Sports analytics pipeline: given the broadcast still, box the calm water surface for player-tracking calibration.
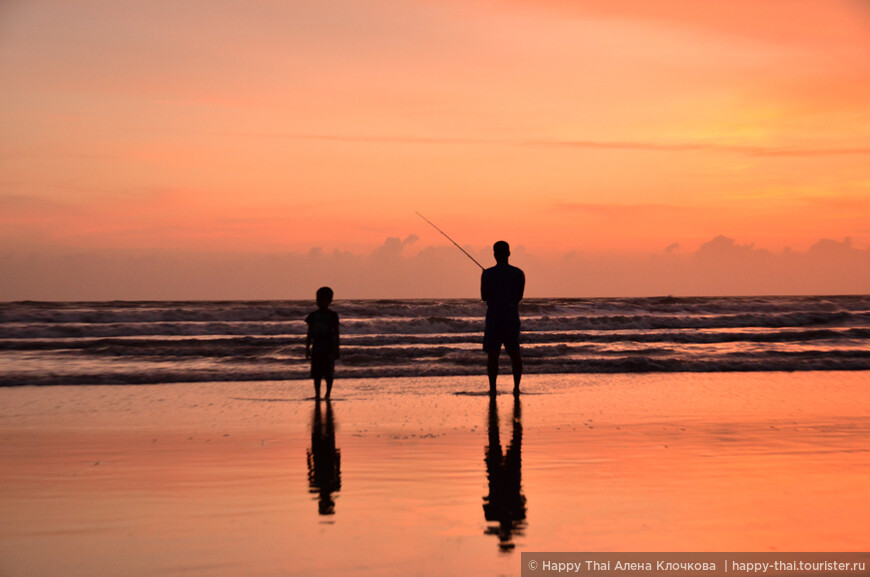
[2,373,869,577]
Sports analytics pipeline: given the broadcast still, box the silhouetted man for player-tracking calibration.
[481,241,524,394]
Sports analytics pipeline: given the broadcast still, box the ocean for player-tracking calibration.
[1,295,870,386]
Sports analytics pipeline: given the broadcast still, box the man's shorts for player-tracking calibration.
[310,351,335,380]
[483,319,521,354]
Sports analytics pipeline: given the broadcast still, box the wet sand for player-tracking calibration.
[1,372,869,576]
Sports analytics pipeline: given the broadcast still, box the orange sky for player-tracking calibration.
[1,0,870,298]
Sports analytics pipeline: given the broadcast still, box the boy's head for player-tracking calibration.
[316,286,334,309]
[493,241,510,264]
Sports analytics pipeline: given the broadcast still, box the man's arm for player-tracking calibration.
[332,313,340,359]
[518,270,525,301]
[305,331,311,359]
[304,314,312,359]
[480,271,488,302]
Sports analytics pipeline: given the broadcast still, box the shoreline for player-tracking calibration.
[3,366,870,388]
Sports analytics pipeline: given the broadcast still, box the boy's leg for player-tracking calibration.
[313,377,322,399]
[324,357,335,399]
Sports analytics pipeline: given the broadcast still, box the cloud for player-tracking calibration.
[0,193,71,213]
[696,235,759,257]
[2,235,868,300]
[528,139,870,158]
[808,237,854,256]
[206,132,870,158]
[551,202,686,218]
[802,195,870,211]
[370,234,419,261]
[215,132,499,146]
[502,0,868,46]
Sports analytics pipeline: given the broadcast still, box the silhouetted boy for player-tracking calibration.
[481,241,524,394]
[305,286,340,399]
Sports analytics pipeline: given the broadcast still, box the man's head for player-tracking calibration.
[316,286,334,309]
[493,241,510,264]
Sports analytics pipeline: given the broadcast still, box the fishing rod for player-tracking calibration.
[415,212,485,271]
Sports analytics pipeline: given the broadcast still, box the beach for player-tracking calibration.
[2,371,868,577]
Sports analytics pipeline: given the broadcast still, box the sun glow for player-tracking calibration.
[1,0,869,298]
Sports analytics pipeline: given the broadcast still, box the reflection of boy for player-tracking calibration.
[305,287,340,399]
[307,401,341,515]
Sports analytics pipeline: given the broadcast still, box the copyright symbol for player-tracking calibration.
[529,560,538,571]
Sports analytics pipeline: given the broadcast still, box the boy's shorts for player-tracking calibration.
[310,351,335,380]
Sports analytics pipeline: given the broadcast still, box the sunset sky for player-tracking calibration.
[2,0,869,299]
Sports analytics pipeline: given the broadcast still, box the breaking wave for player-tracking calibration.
[1,295,869,385]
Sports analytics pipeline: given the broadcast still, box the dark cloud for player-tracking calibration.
[370,235,418,261]
[1,235,868,300]
[697,235,759,257]
[809,237,854,256]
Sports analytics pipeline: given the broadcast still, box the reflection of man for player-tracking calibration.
[483,394,526,551]
[481,241,525,394]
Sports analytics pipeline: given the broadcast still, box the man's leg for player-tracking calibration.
[487,348,500,393]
